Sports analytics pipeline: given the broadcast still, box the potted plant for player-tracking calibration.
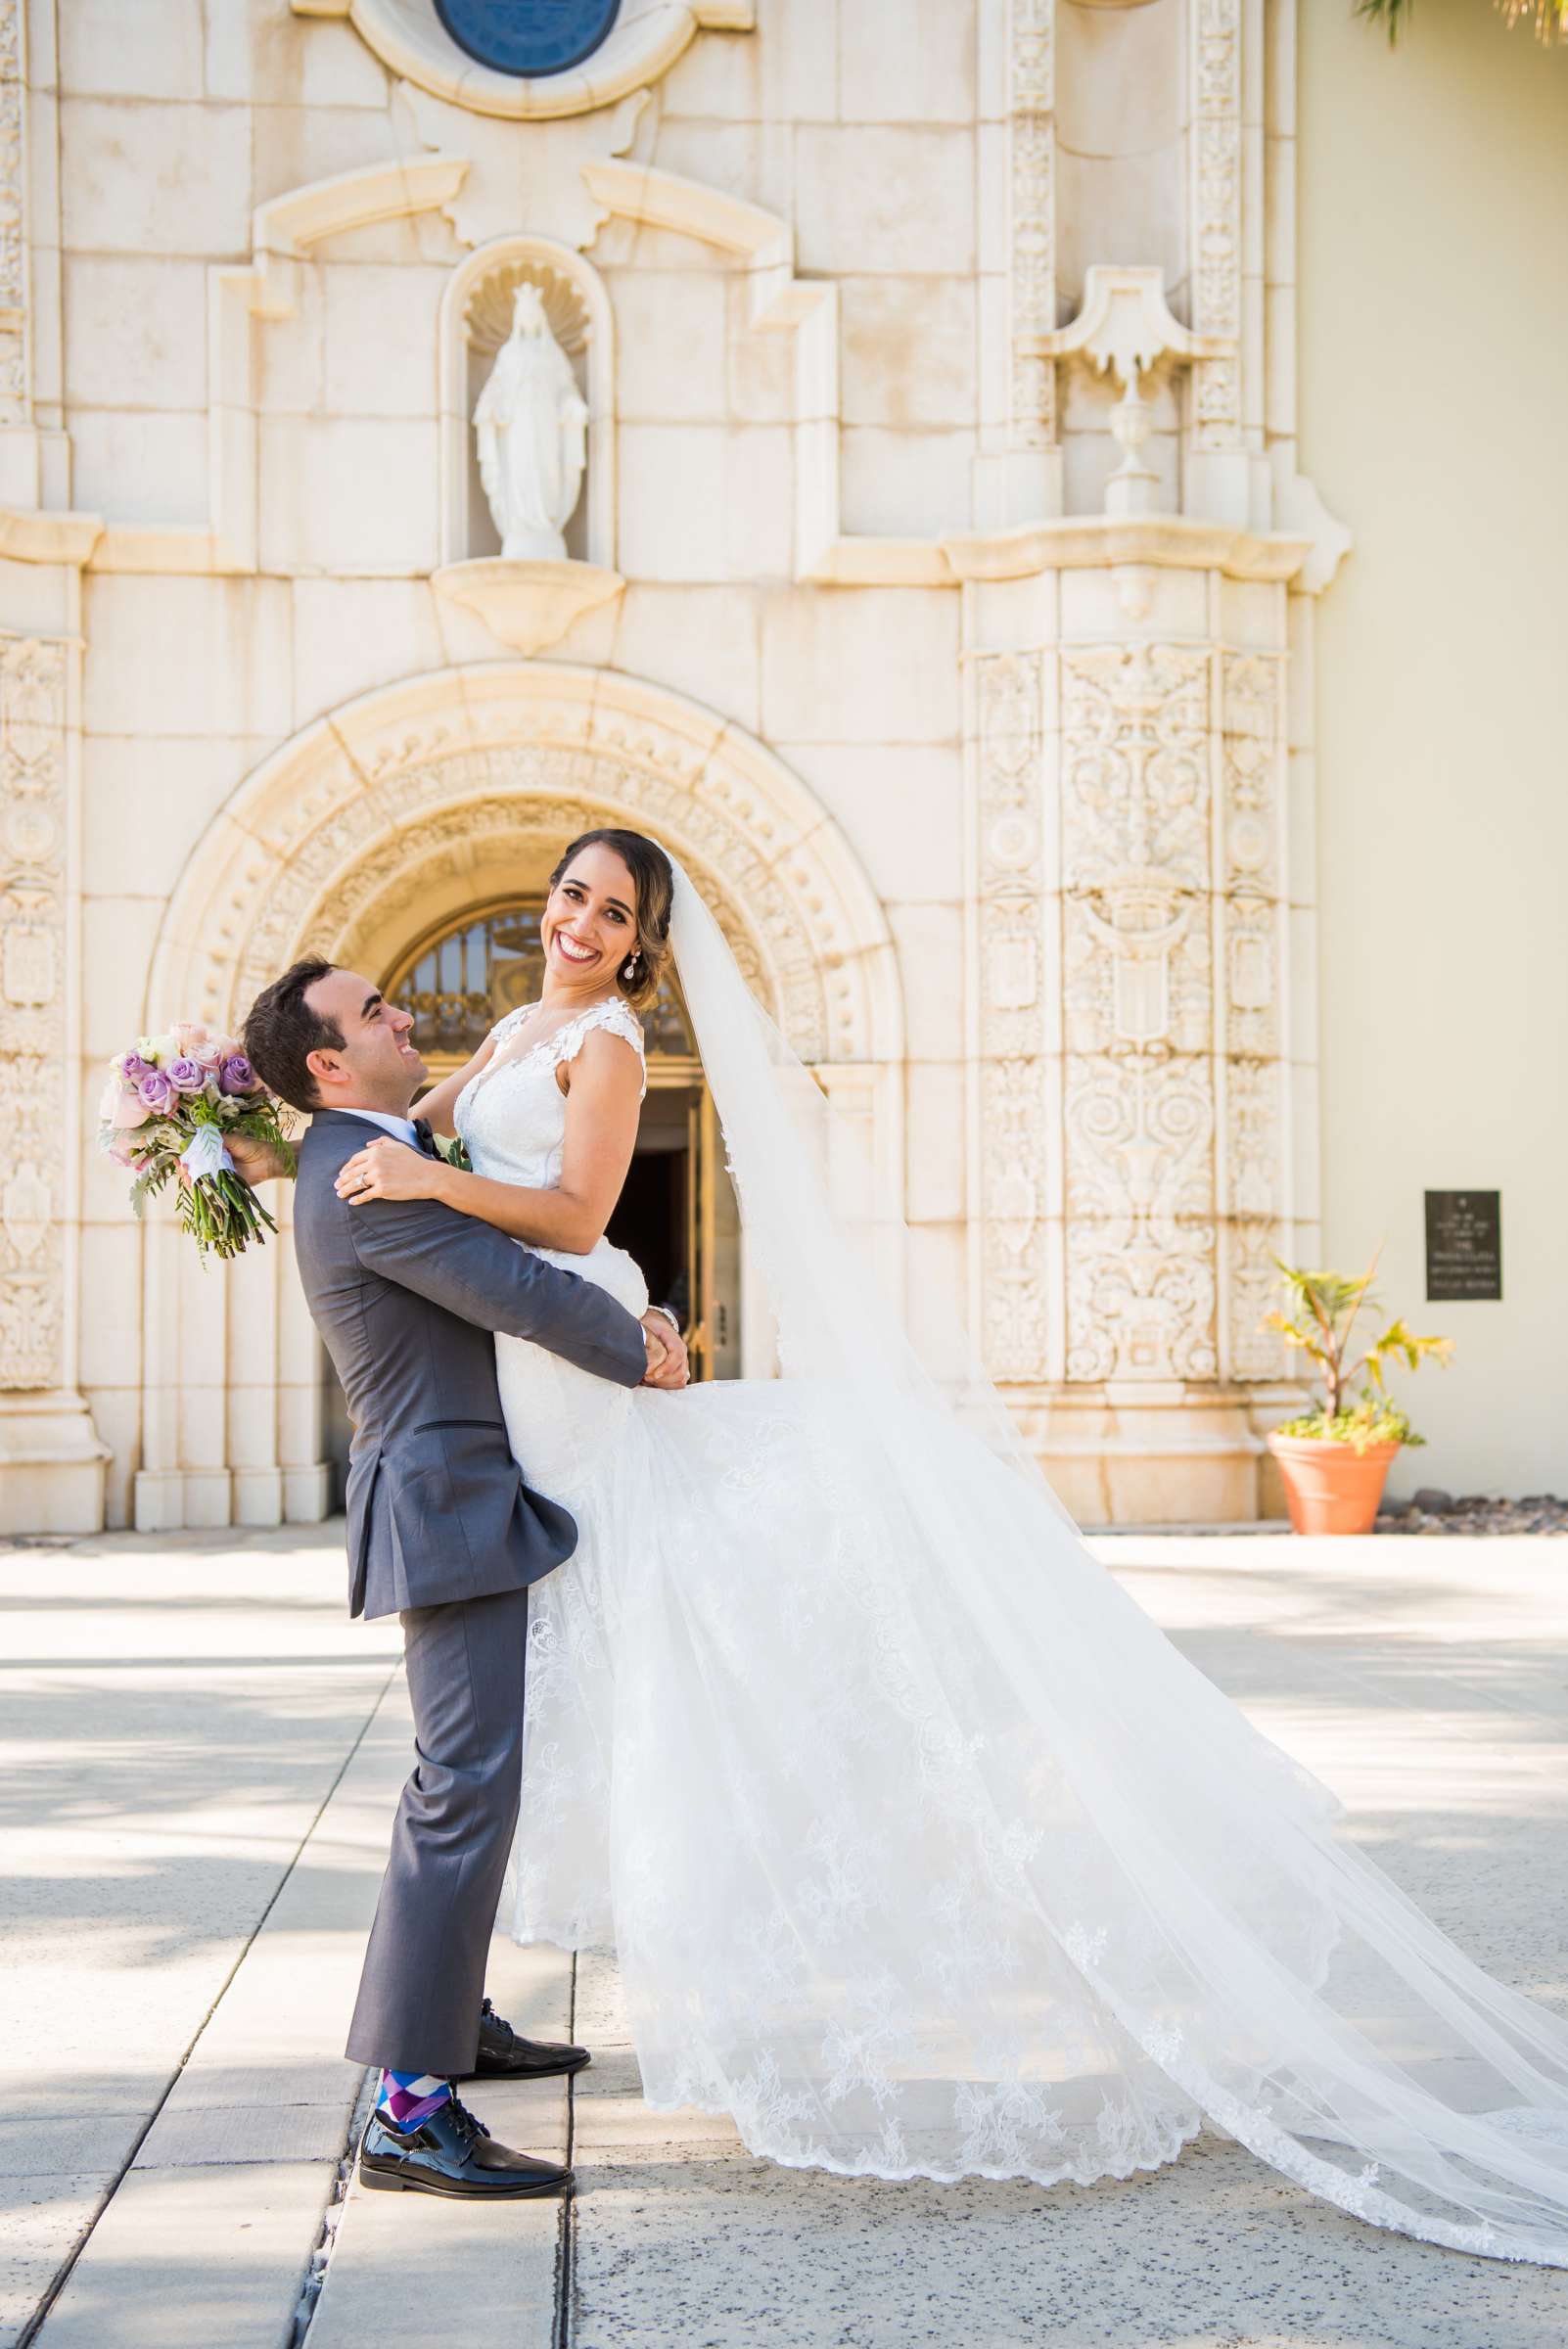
[1262,1257,1453,1535]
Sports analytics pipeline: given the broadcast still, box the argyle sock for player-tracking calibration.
[376,2069,452,2133]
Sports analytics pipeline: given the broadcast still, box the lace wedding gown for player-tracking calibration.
[457,990,1568,2266]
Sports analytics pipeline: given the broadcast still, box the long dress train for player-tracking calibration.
[459,969,1568,2269]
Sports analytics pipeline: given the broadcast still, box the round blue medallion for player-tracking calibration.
[435,0,622,77]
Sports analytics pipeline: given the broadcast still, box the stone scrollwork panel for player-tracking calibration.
[1008,0,1056,451]
[1220,651,1288,1381]
[1063,1062,1217,1385]
[1061,644,1219,1386]
[0,0,24,424]
[1189,0,1241,453]
[0,638,67,1389]
[974,652,1051,1383]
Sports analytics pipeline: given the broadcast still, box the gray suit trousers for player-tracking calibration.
[345,1586,529,2077]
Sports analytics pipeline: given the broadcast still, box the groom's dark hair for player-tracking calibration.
[243,959,342,1112]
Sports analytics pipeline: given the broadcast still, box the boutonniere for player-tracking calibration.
[434,1134,472,1172]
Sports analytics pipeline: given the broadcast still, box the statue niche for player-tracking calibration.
[435,242,623,656]
[476,283,589,562]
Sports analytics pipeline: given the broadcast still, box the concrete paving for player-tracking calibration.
[6,1526,1568,2348]
[1,1529,401,2349]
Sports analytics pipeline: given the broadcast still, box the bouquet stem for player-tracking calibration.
[177,1169,282,1263]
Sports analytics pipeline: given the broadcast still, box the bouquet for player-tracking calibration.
[99,1024,297,1263]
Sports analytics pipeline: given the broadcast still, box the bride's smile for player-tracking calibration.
[538,844,643,1001]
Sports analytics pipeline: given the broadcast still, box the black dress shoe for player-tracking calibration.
[455,1996,592,2083]
[358,2096,570,2200]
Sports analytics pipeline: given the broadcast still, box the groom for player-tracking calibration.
[240,958,686,2202]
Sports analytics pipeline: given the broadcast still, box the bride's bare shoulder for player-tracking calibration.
[556,999,646,1101]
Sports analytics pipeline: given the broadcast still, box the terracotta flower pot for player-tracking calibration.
[1267,1433,1402,1536]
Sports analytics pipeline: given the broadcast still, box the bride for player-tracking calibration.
[332,826,1568,2267]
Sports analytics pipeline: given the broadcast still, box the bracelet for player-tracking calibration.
[648,1304,680,1335]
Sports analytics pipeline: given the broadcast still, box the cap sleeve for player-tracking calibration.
[554,997,647,1101]
[486,1004,533,1051]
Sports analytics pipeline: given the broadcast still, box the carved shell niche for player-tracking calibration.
[464,259,590,361]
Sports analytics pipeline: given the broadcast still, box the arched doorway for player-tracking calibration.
[134,664,901,1533]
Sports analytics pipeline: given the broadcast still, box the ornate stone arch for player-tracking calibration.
[135,663,902,1532]
[153,662,899,1065]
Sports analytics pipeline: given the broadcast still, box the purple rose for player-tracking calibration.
[218,1054,259,1096]
[137,1068,175,1115]
[120,1052,152,1082]
[165,1056,207,1095]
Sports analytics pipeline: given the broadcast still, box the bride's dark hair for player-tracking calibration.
[548,828,673,1010]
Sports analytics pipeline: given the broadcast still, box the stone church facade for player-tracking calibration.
[1,0,1562,1535]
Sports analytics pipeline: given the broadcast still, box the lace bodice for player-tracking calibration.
[454,996,646,1193]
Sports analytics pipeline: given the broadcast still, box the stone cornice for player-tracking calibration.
[0,508,103,567]
[942,517,1315,587]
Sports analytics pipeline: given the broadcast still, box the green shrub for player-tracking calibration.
[1262,1256,1452,1448]
[1273,1401,1423,1453]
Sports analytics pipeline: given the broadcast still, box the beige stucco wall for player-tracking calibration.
[1300,2,1568,1497]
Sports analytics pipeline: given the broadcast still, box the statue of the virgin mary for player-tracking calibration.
[474,284,589,562]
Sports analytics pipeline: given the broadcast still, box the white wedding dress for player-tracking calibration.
[454,879,1568,2268]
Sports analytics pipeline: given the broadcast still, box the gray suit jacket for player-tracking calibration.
[293,1108,648,1621]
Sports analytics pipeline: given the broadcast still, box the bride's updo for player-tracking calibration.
[548,828,673,1010]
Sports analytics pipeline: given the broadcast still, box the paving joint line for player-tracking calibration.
[16,1660,403,2349]
[294,2066,380,2347]
[553,1948,579,2349]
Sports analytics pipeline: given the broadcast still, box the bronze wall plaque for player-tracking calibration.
[1424,1190,1501,1302]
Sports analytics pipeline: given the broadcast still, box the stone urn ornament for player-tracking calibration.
[475,282,590,561]
[1261,1255,1453,1535]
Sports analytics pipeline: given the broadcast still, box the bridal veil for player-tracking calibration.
[654,850,1568,2266]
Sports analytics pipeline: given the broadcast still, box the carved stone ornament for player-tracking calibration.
[152,668,899,1084]
[432,556,624,655]
[1034,267,1230,519]
[1189,0,1243,452]
[974,653,1052,1383]
[0,0,23,425]
[1007,0,1056,452]
[0,638,68,1389]
[1054,640,1289,1391]
[1061,643,1217,1387]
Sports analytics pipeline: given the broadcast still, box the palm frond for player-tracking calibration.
[1359,0,1567,43]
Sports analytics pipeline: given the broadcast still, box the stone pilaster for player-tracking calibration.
[957,564,1306,1526]
[1185,0,1246,523]
[0,631,107,1532]
[969,647,1057,1385]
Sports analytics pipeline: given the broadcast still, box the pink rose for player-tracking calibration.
[191,1038,226,1072]
[111,1088,152,1130]
[100,1072,151,1128]
[170,1022,209,1052]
